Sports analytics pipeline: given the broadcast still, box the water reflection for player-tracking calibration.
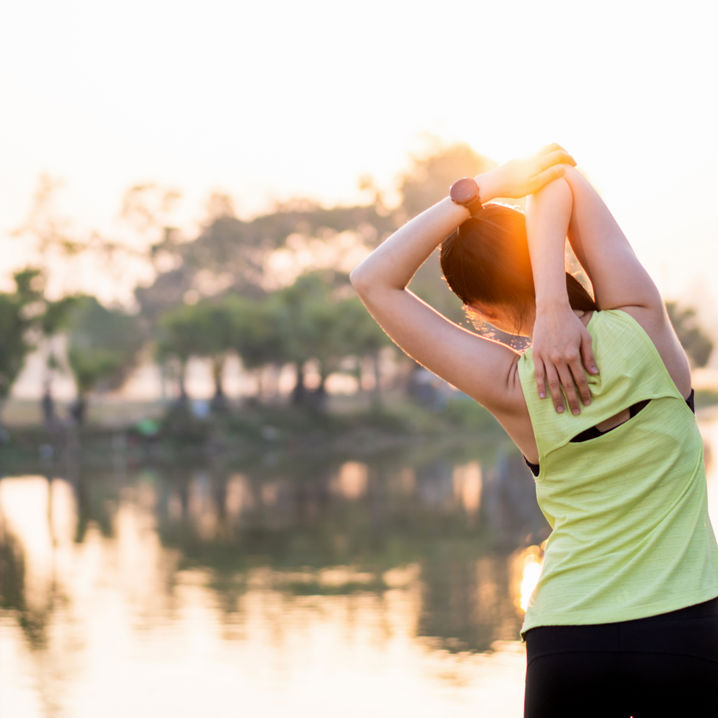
[6,419,716,718]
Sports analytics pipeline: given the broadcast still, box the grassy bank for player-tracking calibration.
[0,394,507,469]
[5,386,718,471]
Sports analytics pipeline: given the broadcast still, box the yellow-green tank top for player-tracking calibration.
[517,309,718,640]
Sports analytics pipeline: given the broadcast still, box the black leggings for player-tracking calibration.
[523,597,718,718]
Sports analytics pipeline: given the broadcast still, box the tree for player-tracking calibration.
[178,299,237,410]
[272,270,350,407]
[338,296,394,407]
[155,303,203,406]
[65,297,143,424]
[666,301,714,368]
[0,271,42,420]
[38,292,83,425]
[225,294,285,400]
[134,200,396,319]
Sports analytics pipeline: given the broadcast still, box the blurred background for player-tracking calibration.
[2,1,718,715]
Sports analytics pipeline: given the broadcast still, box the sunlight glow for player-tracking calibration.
[3,0,718,309]
[515,545,545,613]
[331,461,369,499]
[453,461,483,514]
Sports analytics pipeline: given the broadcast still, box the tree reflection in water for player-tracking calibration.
[2,443,548,650]
[0,440,552,716]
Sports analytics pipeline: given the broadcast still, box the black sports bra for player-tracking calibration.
[524,389,695,477]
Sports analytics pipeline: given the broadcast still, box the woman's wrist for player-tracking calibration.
[535,295,572,313]
[351,196,471,293]
[473,169,500,204]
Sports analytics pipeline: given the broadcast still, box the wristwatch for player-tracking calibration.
[449,177,483,216]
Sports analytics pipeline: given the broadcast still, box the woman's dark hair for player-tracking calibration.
[440,203,597,333]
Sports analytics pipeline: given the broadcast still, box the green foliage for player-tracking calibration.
[157,297,245,401]
[0,292,32,403]
[155,294,281,373]
[41,295,82,337]
[11,141,647,423]
[140,141,502,406]
[156,303,203,364]
[11,268,45,304]
[272,271,345,370]
[66,297,142,397]
[185,300,236,361]
[338,294,392,356]
[225,294,285,370]
[0,268,60,408]
[270,270,394,391]
[153,271,395,407]
[666,301,714,368]
[8,267,85,383]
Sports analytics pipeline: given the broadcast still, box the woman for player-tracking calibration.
[350,144,718,717]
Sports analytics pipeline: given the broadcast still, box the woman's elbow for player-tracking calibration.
[350,265,381,302]
[533,174,572,203]
[350,265,396,306]
[349,265,369,294]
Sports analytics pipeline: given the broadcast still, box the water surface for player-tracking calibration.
[3,419,718,717]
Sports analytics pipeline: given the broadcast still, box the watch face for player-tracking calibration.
[450,177,478,204]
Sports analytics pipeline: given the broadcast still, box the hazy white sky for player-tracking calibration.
[2,0,717,307]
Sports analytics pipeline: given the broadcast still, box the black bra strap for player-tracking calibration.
[523,389,696,477]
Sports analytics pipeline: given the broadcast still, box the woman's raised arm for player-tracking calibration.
[526,177,598,415]
[529,164,691,400]
[561,166,664,313]
[349,145,574,412]
[562,165,692,396]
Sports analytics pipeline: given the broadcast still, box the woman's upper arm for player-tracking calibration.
[561,167,691,393]
[561,166,664,315]
[351,283,523,412]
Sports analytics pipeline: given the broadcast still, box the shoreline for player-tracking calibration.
[0,396,508,470]
[4,389,718,471]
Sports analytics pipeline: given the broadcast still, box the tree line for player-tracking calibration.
[0,143,713,426]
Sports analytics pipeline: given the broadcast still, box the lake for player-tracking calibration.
[3,415,718,717]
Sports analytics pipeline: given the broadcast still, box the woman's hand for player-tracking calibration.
[481,143,576,199]
[532,306,598,415]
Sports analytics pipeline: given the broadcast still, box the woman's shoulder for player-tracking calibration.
[517,307,690,398]
[592,306,692,400]
[586,307,640,331]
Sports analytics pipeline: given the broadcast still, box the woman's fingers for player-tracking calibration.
[566,330,595,407]
[535,357,547,399]
[541,352,590,414]
[528,164,569,194]
[567,355,592,407]
[537,143,573,161]
[557,364,582,415]
[544,364,565,413]
[581,331,599,376]
[493,145,574,198]
[536,149,576,173]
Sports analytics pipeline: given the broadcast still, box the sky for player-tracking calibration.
[2,0,718,311]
